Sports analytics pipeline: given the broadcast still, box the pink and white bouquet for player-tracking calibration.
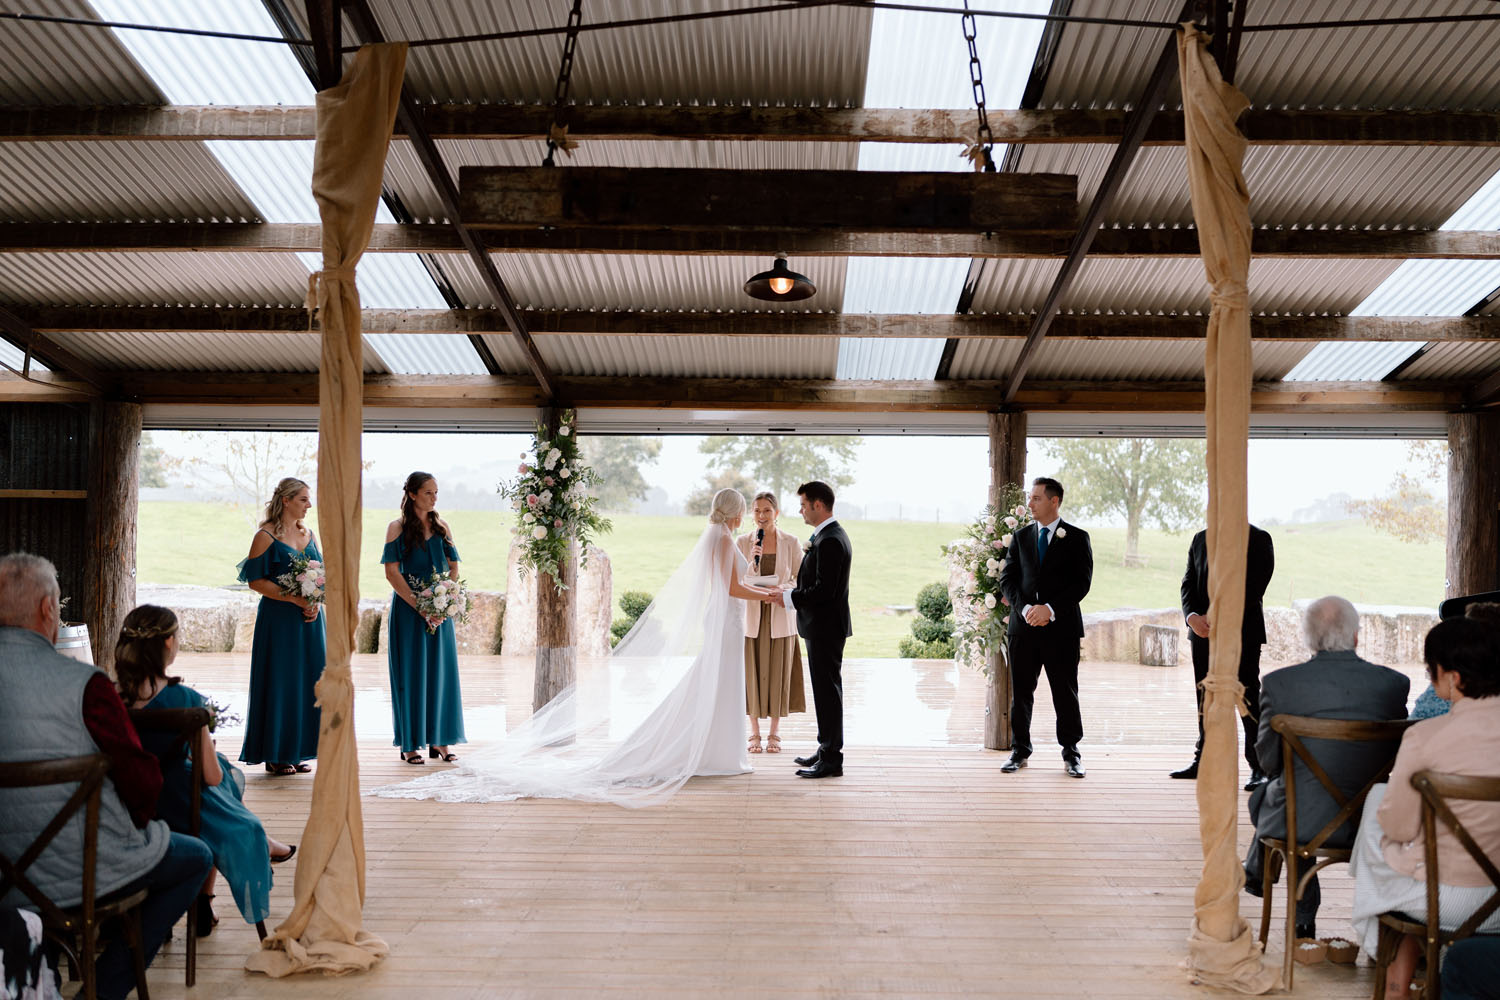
[276,553,325,606]
[408,571,473,635]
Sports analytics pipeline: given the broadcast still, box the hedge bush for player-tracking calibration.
[611,590,654,647]
[916,581,952,621]
[898,581,955,658]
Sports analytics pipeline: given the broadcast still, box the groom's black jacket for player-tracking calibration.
[997,520,1093,640]
[791,521,853,641]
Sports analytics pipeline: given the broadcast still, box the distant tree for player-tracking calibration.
[137,431,171,488]
[1346,440,1447,543]
[697,435,862,503]
[1049,438,1207,561]
[179,431,318,525]
[683,468,759,516]
[578,435,663,512]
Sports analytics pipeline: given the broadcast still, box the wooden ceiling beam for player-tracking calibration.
[4,105,1497,147]
[0,306,109,391]
[5,222,1498,260]
[3,371,1462,414]
[15,306,1500,343]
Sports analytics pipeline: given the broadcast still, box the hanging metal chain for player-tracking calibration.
[542,0,585,167]
[961,0,997,173]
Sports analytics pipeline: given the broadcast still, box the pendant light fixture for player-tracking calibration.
[744,255,816,302]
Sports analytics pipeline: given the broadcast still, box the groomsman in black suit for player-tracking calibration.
[781,480,853,779]
[997,477,1094,778]
[1172,524,1275,789]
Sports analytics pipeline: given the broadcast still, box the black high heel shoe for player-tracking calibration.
[400,751,424,765]
[428,746,459,763]
[195,894,218,938]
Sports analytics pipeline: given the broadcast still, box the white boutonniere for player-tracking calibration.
[1055,527,1067,539]
[802,540,813,553]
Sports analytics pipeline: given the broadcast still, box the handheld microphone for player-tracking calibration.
[754,527,765,573]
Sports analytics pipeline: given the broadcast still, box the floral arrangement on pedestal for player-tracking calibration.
[942,482,1034,675]
[498,409,611,591]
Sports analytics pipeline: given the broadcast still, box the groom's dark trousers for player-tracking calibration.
[791,520,853,767]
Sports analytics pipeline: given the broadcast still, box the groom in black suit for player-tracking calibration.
[780,480,852,779]
[997,477,1094,778]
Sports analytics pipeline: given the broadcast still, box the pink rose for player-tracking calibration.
[991,539,1005,550]
[553,518,563,528]
[544,476,555,487]
[421,588,433,597]
[526,494,539,506]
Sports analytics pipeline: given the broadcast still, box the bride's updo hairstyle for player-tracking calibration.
[707,488,746,525]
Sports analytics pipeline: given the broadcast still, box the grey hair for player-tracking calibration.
[1303,596,1360,652]
[707,488,746,525]
[0,552,61,627]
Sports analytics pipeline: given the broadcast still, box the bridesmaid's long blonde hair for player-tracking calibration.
[262,477,309,537]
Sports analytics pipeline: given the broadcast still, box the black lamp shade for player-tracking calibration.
[744,257,816,302]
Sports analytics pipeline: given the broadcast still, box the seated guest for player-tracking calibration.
[1443,938,1500,1000]
[1242,595,1410,939]
[1408,602,1500,720]
[1350,617,1500,999]
[0,553,212,1000]
[114,605,295,938]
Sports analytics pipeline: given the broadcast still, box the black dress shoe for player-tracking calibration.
[793,753,821,767]
[999,754,1028,773]
[1170,761,1200,779]
[1244,769,1267,791]
[1064,758,1086,778]
[1295,921,1315,940]
[796,762,842,779]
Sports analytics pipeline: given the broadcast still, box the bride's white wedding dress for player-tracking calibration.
[371,522,751,808]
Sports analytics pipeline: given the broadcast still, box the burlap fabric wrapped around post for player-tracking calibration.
[246,42,405,978]
[1176,23,1279,994]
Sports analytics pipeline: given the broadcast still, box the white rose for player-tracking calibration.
[1056,527,1067,538]
[1004,515,1018,528]
[433,595,449,610]
[559,426,571,437]
[559,468,571,479]
[1001,533,1013,547]
[987,565,1000,578]
[984,593,997,609]
[532,525,547,540]
[523,512,535,523]
[1014,505,1026,517]
[985,558,999,571]
[999,558,1008,570]
[983,517,996,531]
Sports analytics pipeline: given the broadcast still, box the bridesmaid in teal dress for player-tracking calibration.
[237,477,326,774]
[114,605,295,936]
[382,472,467,765]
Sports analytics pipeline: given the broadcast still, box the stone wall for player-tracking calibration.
[500,539,613,658]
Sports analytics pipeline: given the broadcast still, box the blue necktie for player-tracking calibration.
[1037,525,1049,560]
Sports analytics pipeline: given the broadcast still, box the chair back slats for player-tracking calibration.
[1271,715,1412,856]
[0,754,109,927]
[1413,769,1500,939]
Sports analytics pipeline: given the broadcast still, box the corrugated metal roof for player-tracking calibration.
[363,333,489,375]
[351,0,873,106]
[450,253,848,312]
[0,141,259,223]
[836,338,947,380]
[0,0,163,105]
[1393,341,1500,381]
[1353,260,1500,316]
[1283,340,1429,381]
[48,329,345,372]
[947,337,1313,381]
[531,333,837,378]
[0,252,309,306]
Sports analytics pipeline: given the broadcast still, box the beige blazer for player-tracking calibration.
[736,527,802,639]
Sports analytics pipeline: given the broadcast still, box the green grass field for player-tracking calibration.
[138,503,1444,659]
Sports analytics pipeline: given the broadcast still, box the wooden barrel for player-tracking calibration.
[55,622,94,665]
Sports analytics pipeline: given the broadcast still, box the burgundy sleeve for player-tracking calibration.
[80,673,163,828]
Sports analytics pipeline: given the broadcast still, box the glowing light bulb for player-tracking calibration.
[768,276,794,295]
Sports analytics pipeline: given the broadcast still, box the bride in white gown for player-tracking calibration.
[371,489,776,808]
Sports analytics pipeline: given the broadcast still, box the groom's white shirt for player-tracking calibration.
[781,517,838,610]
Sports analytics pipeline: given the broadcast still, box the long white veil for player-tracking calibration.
[371,522,747,808]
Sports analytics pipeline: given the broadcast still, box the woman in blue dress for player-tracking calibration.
[382,471,467,765]
[238,476,326,775]
[115,605,295,937]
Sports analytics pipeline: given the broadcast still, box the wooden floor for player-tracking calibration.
[96,651,1426,999]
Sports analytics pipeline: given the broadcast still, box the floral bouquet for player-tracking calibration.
[276,553,325,606]
[941,483,1034,674]
[408,571,473,635]
[497,408,612,592]
[202,696,242,733]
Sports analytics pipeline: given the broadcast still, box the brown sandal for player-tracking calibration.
[766,734,782,754]
[747,735,763,754]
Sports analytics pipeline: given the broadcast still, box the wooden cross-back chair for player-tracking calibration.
[0,753,151,1000]
[1373,769,1500,1000]
[1256,714,1413,990]
[128,704,269,988]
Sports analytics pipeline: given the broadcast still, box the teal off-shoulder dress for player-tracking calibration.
[381,534,467,755]
[141,683,273,924]
[237,531,326,766]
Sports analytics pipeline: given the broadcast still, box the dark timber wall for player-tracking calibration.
[1,403,92,617]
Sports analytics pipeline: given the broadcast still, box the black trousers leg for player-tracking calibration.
[805,634,845,766]
[1042,636,1083,756]
[1192,634,1263,770]
[1007,635,1043,758]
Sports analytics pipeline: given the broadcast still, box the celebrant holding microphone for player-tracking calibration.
[736,492,806,754]
[237,477,325,776]
[382,472,467,766]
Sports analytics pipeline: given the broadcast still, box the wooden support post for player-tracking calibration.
[533,407,577,713]
[1446,411,1500,598]
[985,411,1027,751]
[83,401,141,673]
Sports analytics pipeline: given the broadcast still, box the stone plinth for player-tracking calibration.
[1139,624,1179,666]
[137,583,259,652]
[501,540,613,659]
[1082,608,1191,668]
